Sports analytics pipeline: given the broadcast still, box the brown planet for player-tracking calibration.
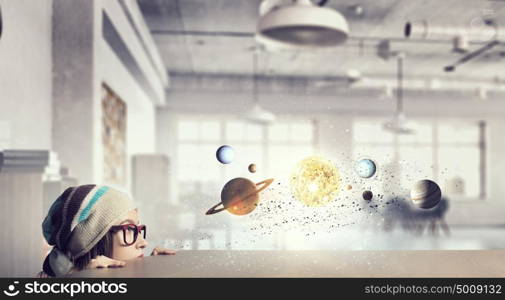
[206,177,274,216]
[248,163,257,173]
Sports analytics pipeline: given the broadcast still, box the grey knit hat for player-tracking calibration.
[42,184,136,276]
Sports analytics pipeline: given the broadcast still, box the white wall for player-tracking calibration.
[0,0,53,150]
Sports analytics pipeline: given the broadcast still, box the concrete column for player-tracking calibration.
[0,150,60,277]
[52,0,97,183]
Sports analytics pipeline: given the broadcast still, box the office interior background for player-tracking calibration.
[1,0,505,277]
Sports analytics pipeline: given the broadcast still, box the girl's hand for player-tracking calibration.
[87,255,126,268]
[151,246,176,256]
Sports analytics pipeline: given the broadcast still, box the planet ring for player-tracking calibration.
[205,178,274,215]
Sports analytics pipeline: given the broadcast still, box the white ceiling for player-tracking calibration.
[137,0,505,94]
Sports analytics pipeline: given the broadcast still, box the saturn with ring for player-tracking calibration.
[206,177,274,216]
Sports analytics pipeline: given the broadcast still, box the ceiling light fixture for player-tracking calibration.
[256,0,349,48]
[246,103,276,124]
[383,53,415,135]
[245,51,276,125]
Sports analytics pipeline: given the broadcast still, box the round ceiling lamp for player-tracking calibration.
[256,0,349,48]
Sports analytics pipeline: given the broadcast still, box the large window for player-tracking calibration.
[268,121,315,178]
[176,117,316,186]
[173,116,316,249]
[353,119,485,199]
[177,119,222,183]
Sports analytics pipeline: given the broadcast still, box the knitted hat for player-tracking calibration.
[42,184,136,276]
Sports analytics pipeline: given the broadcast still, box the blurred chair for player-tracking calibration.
[383,197,450,237]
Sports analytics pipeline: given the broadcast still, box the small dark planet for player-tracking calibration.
[206,177,274,216]
[362,190,373,201]
[248,163,257,173]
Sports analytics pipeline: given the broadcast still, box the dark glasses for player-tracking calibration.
[110,224,146,246]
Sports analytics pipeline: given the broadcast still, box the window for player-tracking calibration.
[174,116,316,250]
[437,123,482,198]
[223,120,265,179]
[176,120,221,183]
[176,117,316,186]
[352,119,484,199]
[268,121,315,180]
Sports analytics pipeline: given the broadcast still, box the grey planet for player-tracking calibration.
[410,179,441,209]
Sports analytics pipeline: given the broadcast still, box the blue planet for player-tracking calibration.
[355,158,377,178]
[216,145,235,164]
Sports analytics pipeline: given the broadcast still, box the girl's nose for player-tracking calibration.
[136,234,148,249]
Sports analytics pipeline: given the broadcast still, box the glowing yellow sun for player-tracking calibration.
[290,156,341,207]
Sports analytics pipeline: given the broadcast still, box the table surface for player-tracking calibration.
[71,250,505,278]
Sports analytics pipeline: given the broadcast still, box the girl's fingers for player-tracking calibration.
[89,256,126,268]
[151,247,176,256]
[107,260,126,268]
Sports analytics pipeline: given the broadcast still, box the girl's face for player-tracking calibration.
[111,209,148,261]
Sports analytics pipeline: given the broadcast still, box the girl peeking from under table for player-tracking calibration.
[38,184,176,277]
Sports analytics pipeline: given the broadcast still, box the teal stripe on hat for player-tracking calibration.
[78,186,110,223]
